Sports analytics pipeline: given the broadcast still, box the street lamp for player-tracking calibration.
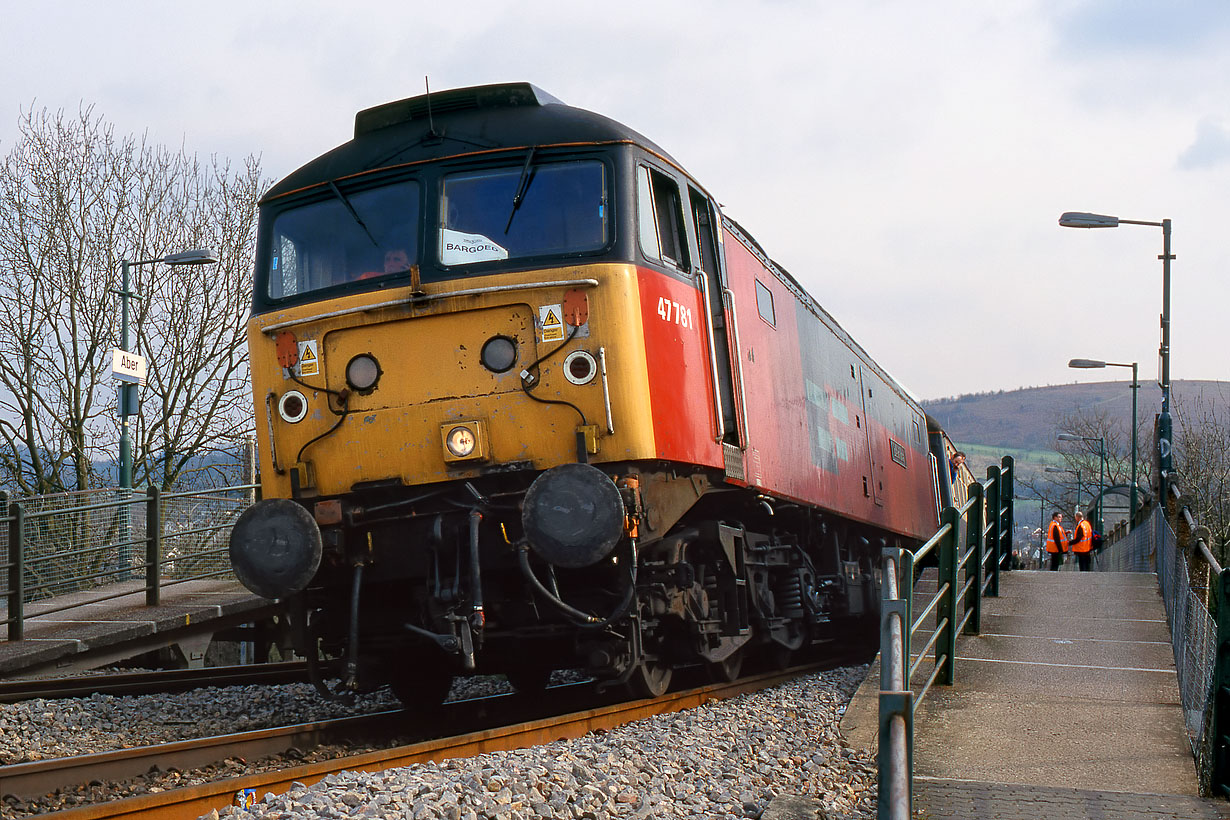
[1069,358,1139,524]
[113,248,216,581]
[1058,433,1105,534]
[1058,212,1173,506]
[114,249,217,491]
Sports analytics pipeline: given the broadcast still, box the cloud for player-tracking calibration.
[1177,117,1230,169]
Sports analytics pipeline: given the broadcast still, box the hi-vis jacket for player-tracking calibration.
[1070,518,1093,553]
[1047,520,1068,554]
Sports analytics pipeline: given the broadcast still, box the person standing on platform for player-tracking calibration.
[1069,510,1094,572]
[1046,512,1068,571]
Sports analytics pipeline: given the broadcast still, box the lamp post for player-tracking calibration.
[1069,358,1139,524]
[115,249,217,491]
[113,249,216,579]
[1058,212,1173,505]
[1058,433,1105,534]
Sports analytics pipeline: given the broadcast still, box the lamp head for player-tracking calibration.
[163,248,217,266]
[1057,434,1083,442]
[1068,358,1106,369]
[1059,212,1119,228]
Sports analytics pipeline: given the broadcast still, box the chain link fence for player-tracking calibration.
[1097,506,1217,794]
[1,483,257,636]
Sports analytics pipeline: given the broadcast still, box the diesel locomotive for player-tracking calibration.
[229,82,957,702]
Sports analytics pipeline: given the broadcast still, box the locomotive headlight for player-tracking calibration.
[441,420,487,462]
[346,353,381,392]
[480,335,518,373]
[446,426,476,457]
[277,390,309,423]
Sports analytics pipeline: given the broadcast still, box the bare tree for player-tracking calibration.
[1049,404,1152,528]
[1171,386,1230,558]
[0,105,263,494]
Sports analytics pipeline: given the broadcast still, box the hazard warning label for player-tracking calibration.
[539,304,564,342]
[297,340,319,377]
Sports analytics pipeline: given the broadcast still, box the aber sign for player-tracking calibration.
[111,348,147,386]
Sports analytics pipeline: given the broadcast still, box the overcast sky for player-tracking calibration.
[2,0,1228,402]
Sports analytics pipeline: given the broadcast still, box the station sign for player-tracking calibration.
[111,348,147,386]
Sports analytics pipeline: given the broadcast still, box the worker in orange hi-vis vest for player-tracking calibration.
[1046,511,1068,572]
[1069,510,1094,572]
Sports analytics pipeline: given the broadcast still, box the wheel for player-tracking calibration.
[505,664,552,693]
[706,649,744,683]
[628,660,673,698]
[389,662,453,707]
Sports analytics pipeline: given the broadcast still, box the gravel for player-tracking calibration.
[0,666,876,819]
[207,666,876,820]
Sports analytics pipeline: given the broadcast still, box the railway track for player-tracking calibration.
[0,662,312,704]
[27,664,827,820]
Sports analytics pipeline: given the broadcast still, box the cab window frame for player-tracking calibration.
[636,164,691,274]
[436,155,612,271]
[261,173,424,303]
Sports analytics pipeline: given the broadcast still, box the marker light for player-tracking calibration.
[278,390,309,423]
[346,354,381,391]
[481,336,518,373]
[563,350,597,385]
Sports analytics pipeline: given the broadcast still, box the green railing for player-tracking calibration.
[0,483,258,640]
[877,456,1014,820]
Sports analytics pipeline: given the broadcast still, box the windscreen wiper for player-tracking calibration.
[504,147,536,234]
[329,181,379,248]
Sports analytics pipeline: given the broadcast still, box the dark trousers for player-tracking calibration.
[1049,552,1064,571]
[1076,551,1091,572]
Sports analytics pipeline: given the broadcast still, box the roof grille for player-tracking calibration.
[355,82,563,137]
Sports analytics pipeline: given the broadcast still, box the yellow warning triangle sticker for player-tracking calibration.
[543,308,561,326]
[301,346,318,363]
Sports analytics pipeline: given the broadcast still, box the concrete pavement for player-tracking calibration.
[838,569,1230,819]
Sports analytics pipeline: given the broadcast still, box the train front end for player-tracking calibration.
[229,85,683,700]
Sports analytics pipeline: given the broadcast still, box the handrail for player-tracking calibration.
[877,455,1014,820]
[0,483,257,639]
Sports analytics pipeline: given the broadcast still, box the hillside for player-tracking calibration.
[921,379,1230,453]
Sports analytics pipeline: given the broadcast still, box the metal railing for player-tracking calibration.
[0,483,257,640]
[877,456,1014,819]
[1107,483,1227,798]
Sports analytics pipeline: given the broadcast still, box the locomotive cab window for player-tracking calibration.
[637,166,690,271]
[755,279,776,327]
[689,187,720,276]
[439,159,608,267]
[267,180,420,300]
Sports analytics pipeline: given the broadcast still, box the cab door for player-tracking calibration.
[689,187,741,450]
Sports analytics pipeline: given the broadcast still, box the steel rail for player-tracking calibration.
[0,662,312,704]
[36,666,823,820]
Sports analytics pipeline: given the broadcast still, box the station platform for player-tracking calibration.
[0,580,279,678]
[842,569,1230,819]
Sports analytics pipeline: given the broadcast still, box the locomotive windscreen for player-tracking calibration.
[267,180,421,299]
[440,159,607,265]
